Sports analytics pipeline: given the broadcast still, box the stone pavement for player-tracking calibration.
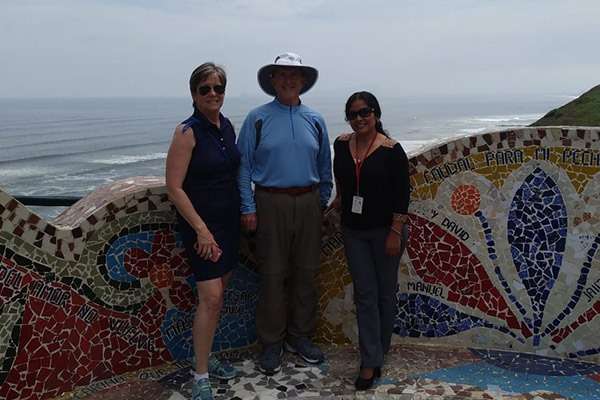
[52,343,600,400]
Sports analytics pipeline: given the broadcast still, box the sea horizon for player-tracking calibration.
[0,94,575,218]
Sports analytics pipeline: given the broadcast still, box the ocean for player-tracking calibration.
[0,95,567,218]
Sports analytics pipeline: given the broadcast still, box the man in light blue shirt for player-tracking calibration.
[237,52,332,375]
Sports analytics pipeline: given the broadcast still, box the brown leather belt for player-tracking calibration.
[255,184,318,196]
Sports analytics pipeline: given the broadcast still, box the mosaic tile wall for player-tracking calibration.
[395,127,600,362]
[1,127,600,399]
[317,128,600,358]
[0,178,258,400]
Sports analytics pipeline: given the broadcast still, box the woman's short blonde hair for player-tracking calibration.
[189,63,227,95]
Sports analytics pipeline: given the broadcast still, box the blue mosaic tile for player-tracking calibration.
[475,210,530,324]
[543,237,599,337]
[470,349,600,376]
[213,265,259,351]
[570,348,600,358]
[394,293,523,342]
[160,308,194,360]
[508,167,567,344]
[106,232,153,283]
[420,361,600,400]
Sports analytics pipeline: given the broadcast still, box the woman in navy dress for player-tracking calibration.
[166,63,240,400]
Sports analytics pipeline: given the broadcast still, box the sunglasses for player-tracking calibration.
[197,84,226,96]
[347,107,374,120]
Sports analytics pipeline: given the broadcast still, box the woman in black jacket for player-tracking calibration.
[332,91,410,391]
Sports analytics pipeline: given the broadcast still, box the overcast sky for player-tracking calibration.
[1,0,599,99]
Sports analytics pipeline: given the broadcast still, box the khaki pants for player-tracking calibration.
[255,189,322,346]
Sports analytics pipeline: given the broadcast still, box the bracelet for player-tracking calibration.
[390,226,403,236]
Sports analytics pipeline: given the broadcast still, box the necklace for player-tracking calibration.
[352,133,378,163]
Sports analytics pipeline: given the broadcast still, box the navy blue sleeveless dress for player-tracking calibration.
[178,110,241,281]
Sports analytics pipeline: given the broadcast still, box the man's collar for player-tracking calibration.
[273,97,302,108]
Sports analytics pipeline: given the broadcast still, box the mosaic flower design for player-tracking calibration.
[507,168,568,345]
[117,230,192,311]
[397,164,600,366]
[106,229,259,357]
[404,212,531,338]
[395,293,525,342]
[451,184,480,215]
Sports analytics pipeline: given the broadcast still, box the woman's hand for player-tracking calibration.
[385,229,403,256]
[194,227,220,261]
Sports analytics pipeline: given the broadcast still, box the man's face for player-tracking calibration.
[270,67,305,101]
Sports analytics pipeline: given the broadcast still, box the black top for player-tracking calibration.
[176,109,241,280]
[181,109,241,196]
[333,134,410,230]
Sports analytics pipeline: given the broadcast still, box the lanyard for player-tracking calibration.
[353,133,377,195]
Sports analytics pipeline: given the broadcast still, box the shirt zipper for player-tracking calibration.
[289,105,295,141]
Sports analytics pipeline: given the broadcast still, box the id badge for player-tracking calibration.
[351,195,364,214]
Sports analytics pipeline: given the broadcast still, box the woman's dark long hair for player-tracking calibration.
[344,91,388,136]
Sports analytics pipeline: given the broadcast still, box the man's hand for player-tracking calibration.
[241,213,257,232]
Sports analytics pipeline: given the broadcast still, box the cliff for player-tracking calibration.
[532,84,600,126]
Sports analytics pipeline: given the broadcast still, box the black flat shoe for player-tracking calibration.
[354,374,375,391]
[355,367,377,391]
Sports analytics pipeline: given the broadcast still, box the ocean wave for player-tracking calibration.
[0,166,58,179]
[0,132,127,150]
[3,168,149,197]
[466,114,542,123]
[0,140,168,165]
[459,128,488,134]
[0,115,173,134]
[92,152,167,165]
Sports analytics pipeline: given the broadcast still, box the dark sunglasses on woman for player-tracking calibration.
[197,85,226,96]
[347,107,374,120]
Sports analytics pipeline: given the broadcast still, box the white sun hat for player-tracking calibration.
[257,52,319,97]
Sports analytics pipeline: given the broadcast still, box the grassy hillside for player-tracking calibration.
[531,85,600,126]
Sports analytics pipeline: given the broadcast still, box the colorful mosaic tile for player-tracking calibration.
[398,127,600,364]
[50,343,587,399]
[2,128,600,399]
[0,178,258,399]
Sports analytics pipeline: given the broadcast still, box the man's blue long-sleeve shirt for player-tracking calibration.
[237,99,333,214]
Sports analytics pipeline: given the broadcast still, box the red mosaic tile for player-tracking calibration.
[408,213,530,336]
[552,299,600,343]
[451,185,481,215]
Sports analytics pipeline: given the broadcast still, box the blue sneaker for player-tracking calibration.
[284,336,324,364]
[192,377,213,400]
[208,354,237,380]
[257,343,283,375]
